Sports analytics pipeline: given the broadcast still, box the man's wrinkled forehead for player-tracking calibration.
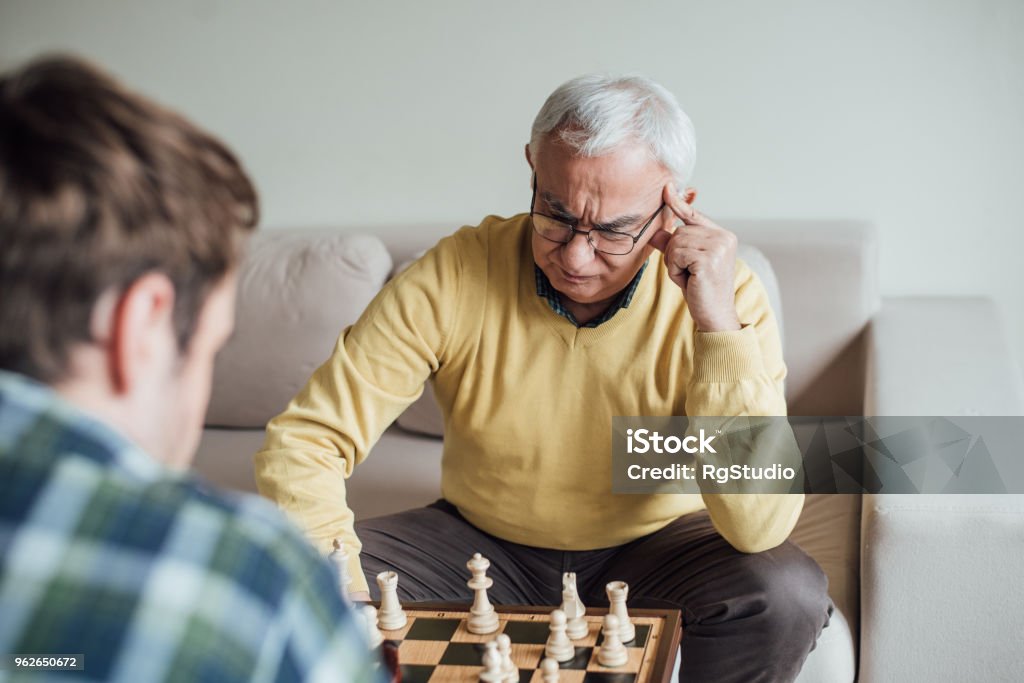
[539,187,646,232]
[534,135,668,198]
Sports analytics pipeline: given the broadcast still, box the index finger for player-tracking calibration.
[663,183,716,228]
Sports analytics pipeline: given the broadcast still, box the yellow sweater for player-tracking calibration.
[255,214,801,593]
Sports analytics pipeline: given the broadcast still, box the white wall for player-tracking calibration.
[2,0,1022,377]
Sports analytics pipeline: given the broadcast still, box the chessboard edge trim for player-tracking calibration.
[648,608,682,683]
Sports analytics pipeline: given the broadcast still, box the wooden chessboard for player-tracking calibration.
[379,603,682,683]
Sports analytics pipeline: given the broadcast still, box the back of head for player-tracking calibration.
[0,55,258,382]
[0,58,384,683]
[529,74,697,187]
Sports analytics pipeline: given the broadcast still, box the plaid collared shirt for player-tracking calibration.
[534,262,648,328]
[0,370,383,683]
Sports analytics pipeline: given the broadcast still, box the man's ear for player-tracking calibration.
[108,272,176,394]
[525,143,534,171]
[682,187,698,204]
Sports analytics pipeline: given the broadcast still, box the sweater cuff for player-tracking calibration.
[348,554,369,595]
[692,325,766,382]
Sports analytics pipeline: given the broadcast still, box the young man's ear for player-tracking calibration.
[108,272,176,393]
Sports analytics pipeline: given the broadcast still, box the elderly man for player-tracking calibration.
[0,56,382,682]
[256,74,832,681]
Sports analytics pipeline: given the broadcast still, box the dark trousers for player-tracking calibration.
[357,500,833,683]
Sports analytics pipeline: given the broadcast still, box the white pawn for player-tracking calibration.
[540,658,560,683]
[376,571,407,630]
[467,553,499,634]
[597,614,628,668]
[544,609,575,662]
[360,604,384,649]
[560,574,587,641]
[479,641,504,683]
[605,581,635,643]
[328,539,353,607]
[496,633,518,683]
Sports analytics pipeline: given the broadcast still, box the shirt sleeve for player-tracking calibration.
[254,234,462,593]
[684,258,804,553]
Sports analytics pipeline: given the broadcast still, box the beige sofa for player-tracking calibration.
[194,220,1024,682]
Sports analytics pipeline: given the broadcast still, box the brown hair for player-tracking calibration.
[0,55,258,382]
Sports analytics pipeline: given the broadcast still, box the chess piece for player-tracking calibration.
[479,641,504,683]
[544,609,575,662]
[328,539,353,607]
[376,571,408,630]
[597,614,628,668]
[562,573,585,615]
[467,553,499,634]
[605,581,635,643]
[360,604,384,648]
[540,657,560,683]
[496,633,518,683]
[561,573,587,641]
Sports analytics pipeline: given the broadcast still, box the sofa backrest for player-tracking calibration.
[728,221,879,415]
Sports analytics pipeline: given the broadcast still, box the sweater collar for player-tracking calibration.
[533,262,648,328]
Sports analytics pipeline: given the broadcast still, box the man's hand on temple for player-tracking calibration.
[648,184,741,333]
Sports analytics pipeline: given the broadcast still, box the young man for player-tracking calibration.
[0,56,381,682]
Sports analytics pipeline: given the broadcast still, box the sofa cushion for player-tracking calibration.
[205,229,392,428]
[393,244,784,437]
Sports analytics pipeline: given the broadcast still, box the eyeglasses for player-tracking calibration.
[529,175,665,256]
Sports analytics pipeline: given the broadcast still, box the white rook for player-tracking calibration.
[376,571,408,630]
[605,580,635,643]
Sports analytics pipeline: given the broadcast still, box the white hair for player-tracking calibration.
[529,74,697,186]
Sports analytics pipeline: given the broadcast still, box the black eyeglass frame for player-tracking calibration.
[529,175,666,256]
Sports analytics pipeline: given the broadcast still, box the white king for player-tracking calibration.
[328,539,353,607]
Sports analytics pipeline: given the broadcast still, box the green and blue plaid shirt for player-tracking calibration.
[534,262,648,328]
[0,370,383,683]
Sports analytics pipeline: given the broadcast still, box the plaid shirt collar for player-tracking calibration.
[0,369,164,483]
[534,261,648,328]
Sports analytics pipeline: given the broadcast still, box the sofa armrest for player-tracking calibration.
[859,297,1024,681]
[864,296,1024,416]
[860,494,1024,681]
